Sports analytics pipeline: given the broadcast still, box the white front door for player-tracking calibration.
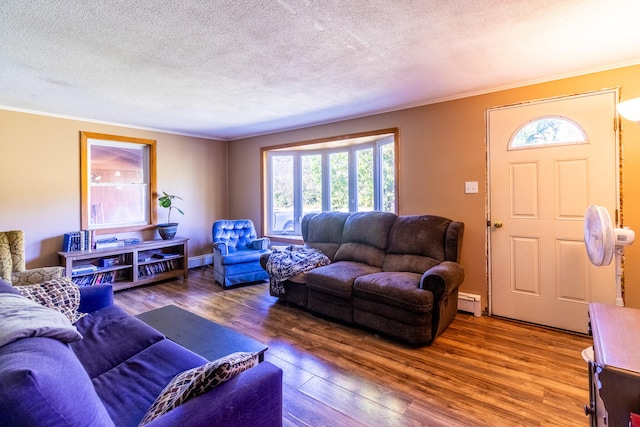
[488,90,618,333]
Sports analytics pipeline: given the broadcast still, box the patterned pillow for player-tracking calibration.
[17,277,85,323]
[139,352,259,426]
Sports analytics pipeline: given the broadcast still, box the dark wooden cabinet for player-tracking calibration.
[588,303,640,427]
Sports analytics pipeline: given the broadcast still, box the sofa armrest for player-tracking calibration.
[420,261,465,300]
[259,252,271,270]
[144,362,283,427]
[12,266,65,285]
[213,242,229,256]
[251,237,271,251]
[78,284,114,313]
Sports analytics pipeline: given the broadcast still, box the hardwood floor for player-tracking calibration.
[115,267,593,427]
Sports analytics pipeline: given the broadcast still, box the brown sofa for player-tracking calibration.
[263,211,465,345]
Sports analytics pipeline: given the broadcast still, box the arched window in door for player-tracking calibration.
[509,116,586,150]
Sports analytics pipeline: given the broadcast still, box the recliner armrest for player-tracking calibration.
[420,261,465,300]
[251,238,270,251]
[213,241,229,255]
[78,284,114,313]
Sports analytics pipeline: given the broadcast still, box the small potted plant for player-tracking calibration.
[157,191,184,240]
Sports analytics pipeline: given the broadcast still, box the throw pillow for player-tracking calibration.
[139,352,259,426]
[0,293,83,347]
[17,277,86,323]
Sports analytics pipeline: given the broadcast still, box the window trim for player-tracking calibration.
[80,131,157,234]
[260,128,398,241]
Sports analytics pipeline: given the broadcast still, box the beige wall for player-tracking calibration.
[4,64,640,312]
[0,110,227,268]
[229,64,640,311]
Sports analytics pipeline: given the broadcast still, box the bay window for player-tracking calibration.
[263,129,397,237]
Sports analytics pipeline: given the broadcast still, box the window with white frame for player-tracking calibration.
[264,129,397,237]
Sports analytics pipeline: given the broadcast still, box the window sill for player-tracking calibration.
[266,235,303,246]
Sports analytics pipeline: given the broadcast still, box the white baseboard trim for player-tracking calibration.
[188,253,213,269]
[458,292,482,317]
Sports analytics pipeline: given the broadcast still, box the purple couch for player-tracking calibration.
[0,281,282,427]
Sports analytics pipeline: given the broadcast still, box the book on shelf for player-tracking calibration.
[151,253,180,259]
[138,259,179,277]
[62,230,94,252]
[97,257,121,267]
[71,269,128,286]
[94,239,125,249]
[71,264,98,275]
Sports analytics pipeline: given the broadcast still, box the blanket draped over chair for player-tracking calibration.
[266,245,330,296]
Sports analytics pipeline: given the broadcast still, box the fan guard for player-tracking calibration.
[584,205,635,306]
[584,205,615,266]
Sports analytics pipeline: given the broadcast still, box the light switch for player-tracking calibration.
[465,181,478,194]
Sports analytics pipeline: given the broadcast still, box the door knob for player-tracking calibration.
[494,221,503,228]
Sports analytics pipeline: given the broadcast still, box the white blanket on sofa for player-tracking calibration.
[0,293,82,347]
[266,245,330,295]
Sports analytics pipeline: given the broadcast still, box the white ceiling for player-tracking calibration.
[2,1,640,141]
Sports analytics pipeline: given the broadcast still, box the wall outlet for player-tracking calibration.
[465,181,479,194]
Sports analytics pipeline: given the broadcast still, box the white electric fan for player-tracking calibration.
[584,205,635,306]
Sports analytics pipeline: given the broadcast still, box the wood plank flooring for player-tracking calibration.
[115,267,593,427]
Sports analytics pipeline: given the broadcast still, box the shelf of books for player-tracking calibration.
[58,237,188,291]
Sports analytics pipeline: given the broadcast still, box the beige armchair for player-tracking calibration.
[0,230,64,285]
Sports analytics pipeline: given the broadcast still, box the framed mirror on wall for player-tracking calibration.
[80,132,157,234]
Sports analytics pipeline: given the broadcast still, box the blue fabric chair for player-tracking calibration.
[212,219,271,288]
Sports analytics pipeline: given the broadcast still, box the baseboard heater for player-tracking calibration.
[188,253,214,269]
[458,292,482,317]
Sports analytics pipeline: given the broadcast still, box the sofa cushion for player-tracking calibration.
[16,277,84,323]
[71,305,165,379]
[139,352,258,426]
[304,211,349,244]
[306,261,381,297]
[0,293,82,347]
[92,338,208,427]
[383,254,440,275]
[334,211,397,267]
[353,272,434,313]
[387,215,451,261]
[78,284,114,313]
[0,336,114,427]
[303,211,350,260]
[334,242,387,268]
[341,211,397,249]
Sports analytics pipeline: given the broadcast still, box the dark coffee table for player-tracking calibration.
[136,304,268,362]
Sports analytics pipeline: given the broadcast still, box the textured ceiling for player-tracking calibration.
[1,1,640,140]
